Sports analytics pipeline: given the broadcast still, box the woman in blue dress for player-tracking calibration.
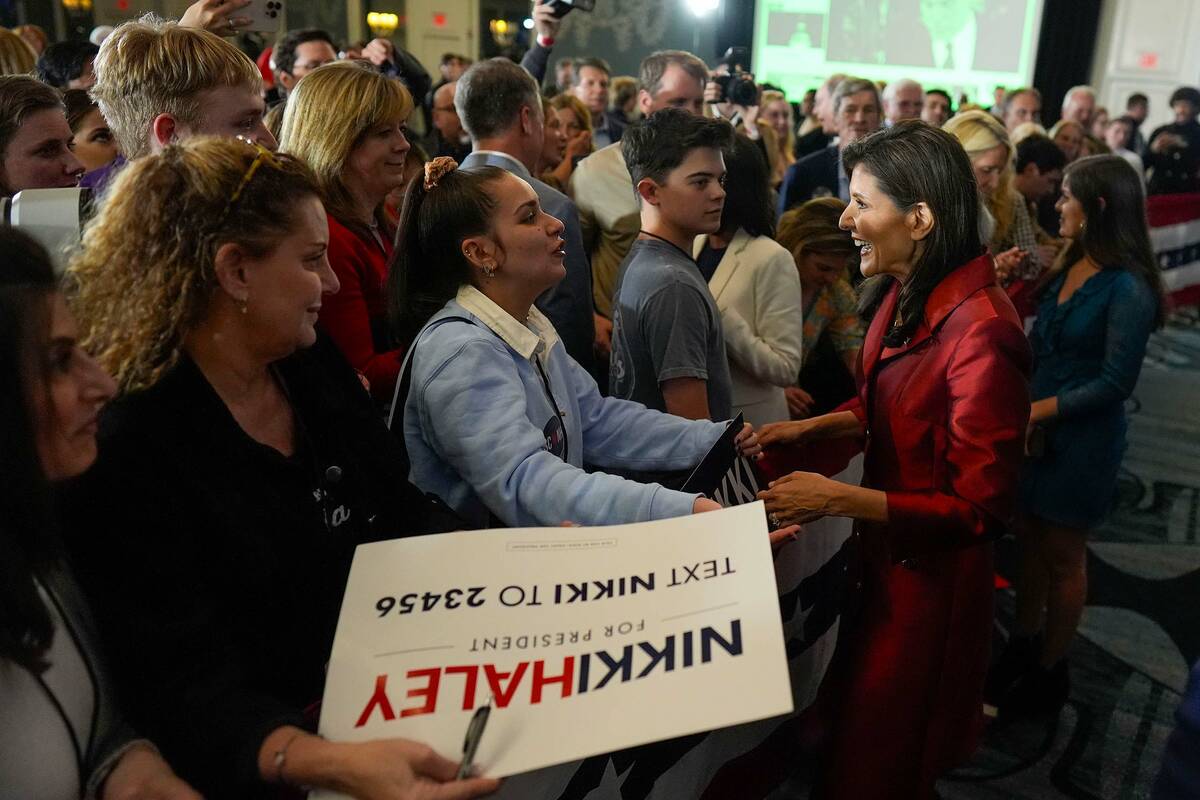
[988,155,1166,716]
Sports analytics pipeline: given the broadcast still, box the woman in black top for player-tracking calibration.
[63,138,498,800]
[0,228,198,799]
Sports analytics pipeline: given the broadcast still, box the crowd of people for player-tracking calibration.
[1,1,1197,798]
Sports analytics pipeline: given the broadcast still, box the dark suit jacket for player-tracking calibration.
[778,144,840,217]
[461,150,596,372]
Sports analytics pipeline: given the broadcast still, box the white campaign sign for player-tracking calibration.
[315,503,793,795]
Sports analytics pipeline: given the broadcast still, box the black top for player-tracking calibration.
[695,241,726,283]
[793,126,832,160]
[60,333,436,797]
[1146,119,1200,195]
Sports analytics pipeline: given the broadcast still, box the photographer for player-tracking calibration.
[704,49,777,177]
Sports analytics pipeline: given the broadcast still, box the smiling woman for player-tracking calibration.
[61,137,497,798]
[280,61,415,404]
[759,120,1032,798]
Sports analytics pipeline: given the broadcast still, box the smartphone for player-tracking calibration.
[241,0,285,33]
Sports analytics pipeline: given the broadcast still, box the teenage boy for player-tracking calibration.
[609,108,734,422]
[83,15,274,193]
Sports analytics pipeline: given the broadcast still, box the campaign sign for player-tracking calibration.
[315,503,793,795]
[681,413,766,508]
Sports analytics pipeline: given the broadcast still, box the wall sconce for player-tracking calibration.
[62,0,94,10]
[489,18,516,47]
[367,12,400,37]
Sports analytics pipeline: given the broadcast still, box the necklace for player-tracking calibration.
[637,229,695,263]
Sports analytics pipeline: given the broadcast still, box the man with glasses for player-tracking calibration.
[271,29,337,100]
[429,80,470,162]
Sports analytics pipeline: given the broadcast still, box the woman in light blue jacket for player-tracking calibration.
[388,158,760,528]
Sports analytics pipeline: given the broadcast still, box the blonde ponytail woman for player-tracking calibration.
[945,109,1044,284]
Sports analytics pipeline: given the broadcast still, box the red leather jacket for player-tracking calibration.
[822,254,1032,798]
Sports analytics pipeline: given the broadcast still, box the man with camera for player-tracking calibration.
[703,47,779,179]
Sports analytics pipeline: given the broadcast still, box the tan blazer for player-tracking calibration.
[694,228,804,426]
[569,143,640,319]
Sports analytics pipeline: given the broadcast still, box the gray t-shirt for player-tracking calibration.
[609,237,733,421]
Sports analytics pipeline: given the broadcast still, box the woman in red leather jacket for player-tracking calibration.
[758,120,1032,799]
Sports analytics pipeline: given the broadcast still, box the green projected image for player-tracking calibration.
[753,0,1045,105]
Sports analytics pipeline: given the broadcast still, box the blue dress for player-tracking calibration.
[1018,267,1158,529]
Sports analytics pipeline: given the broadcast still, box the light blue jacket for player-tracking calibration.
[400,288,725,528]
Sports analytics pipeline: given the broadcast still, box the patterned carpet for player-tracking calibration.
[940,306,1200,800]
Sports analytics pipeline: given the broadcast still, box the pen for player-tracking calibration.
[456,696,492,780]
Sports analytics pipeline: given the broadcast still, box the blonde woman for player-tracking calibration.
[945,109,1043,284]
[280,60,414,403]
[1049,118,1086,162]
[0,27,36,76]
[760,89,796,188]
[63,136,498,800]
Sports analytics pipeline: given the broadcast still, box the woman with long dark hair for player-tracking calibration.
[692,133,803,425]
[0,229,199,799]
[388,158,768,529]
[989,155,1164,717]
[757,120,1032,798]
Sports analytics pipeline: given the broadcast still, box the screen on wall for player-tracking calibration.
[753,0,1046,105]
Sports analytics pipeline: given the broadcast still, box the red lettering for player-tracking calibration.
[483,662,529,708]
[354,674,396,728]
[400,668,442,717]
[531,657,575,704]
[444,665,481,710]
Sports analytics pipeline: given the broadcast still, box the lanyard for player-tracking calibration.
[533,355,569,464]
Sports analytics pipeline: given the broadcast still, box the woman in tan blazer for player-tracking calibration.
[693,134,804,425]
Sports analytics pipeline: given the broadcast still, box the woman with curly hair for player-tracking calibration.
[62,136,497,800]
[279,60,415,404]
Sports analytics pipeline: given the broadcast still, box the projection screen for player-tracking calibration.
[753,0,1047,105]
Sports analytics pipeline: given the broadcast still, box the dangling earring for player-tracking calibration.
[483,263,497,279]
[239,295,249,315]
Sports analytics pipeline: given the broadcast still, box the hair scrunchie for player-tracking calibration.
[423,156,459,191]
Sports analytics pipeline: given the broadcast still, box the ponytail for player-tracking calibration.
[387,162,507,346]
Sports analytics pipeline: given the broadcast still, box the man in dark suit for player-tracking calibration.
[779,77,881,216]
[456,57,597,373]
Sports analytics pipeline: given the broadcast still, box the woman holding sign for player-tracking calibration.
[757,121,1032,799]
[389,158,762,528]
[60,138,498,799]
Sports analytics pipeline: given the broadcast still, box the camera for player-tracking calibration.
[1,188,94,274]
[714,46,759,106]
[541,0,596,18]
